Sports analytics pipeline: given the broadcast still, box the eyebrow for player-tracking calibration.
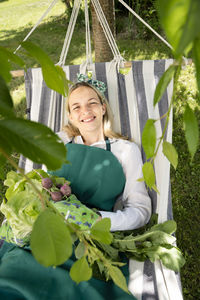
[71,97,99,107]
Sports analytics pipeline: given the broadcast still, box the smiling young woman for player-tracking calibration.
[0,79,151,300]
[68,85,106,145]
[64,81,128,143]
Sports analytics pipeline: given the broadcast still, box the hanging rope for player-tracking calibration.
[118,0,173,50]
[91,0,124,65]
[12,0,177,78]
[85,0,93,67]
[14,0,59,54]
[57,0,81,66]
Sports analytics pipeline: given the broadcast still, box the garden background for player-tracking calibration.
[0,0,199,298]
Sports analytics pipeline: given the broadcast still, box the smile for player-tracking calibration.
[81,117,96,123]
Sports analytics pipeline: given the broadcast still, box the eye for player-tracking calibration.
[72,106,80,111]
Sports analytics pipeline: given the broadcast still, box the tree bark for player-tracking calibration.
[62,0,71,10]
[90,0,115,62]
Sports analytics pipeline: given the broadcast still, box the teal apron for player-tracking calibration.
[0,141,137,300]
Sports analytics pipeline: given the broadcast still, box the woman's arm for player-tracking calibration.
[99,141,152,231]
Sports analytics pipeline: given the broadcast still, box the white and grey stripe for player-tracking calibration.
[20,59,182,300]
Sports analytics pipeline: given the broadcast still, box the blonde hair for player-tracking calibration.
[63,81,128,140]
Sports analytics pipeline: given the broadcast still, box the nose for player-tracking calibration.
[81,104,91,114]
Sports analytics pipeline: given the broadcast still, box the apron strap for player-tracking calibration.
[105,137,111,151]
[69,137,111,151]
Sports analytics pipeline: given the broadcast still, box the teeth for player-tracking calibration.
[82,117,94,122]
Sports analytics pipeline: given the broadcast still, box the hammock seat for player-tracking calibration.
[17,58,183,300]
[1,0,184,298]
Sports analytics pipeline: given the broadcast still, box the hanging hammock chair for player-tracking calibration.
[1,0,185,299]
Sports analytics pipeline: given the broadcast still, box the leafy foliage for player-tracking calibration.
[0,45,68,171]
[140,0,200,190]
[0,170,185,293]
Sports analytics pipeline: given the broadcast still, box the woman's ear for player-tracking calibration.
[102,103,106,115]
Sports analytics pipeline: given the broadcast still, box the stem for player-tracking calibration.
[0,147,46,209]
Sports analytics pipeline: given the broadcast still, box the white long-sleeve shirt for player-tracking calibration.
[57,131,152,232]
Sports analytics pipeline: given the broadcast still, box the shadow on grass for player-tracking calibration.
[171,106,200,299]
[2,13,175,95]
[1,14,87,64]
[1,14,87,92]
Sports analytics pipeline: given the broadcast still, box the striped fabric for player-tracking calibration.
[20,59,183,300]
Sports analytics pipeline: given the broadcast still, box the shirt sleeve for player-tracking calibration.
[99,141,152,231]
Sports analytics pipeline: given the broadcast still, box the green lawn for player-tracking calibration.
[0,0,200,299]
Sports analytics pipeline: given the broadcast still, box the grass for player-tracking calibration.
[0,1,200,299]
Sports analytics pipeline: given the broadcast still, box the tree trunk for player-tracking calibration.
[62,0,72,11]
[90,0,115,62]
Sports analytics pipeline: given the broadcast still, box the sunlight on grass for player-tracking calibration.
[11,82,26,106]
[70,53,95,66]
[0,0,66,40]
[175,64,199,116]
[118,39,172,61]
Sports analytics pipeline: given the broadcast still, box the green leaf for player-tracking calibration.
[159,245,185,272]
[0,167,4,179]
[148,231,176,246]
[156,0,199,57]
[183,105,199,159]
[0,133,12,160]
[142,162,156,189]
[137,177,144,182]
[1,190,43,238]
[142,119,156,159]
[0,75,15,118]
[109,265,130,294]
[54,65,70,96]
[0,46,25,83]
[0,58,11,83]
[0,153,6,167]
[70,256,92,284]
[75,241,86,259]
[150,220,177,235]
[112,234,137,251]
[95,242,119,260]
[163,141,178,169]
[176,0,200,56]
[0,46,25,68]
[152,184,159,194]
[0,118,67,170]
[96,259,105,274]
[3,170,23,187]
[146,245,185,272]
[154,65,176,106]
[127,230,176,246]
[31,209,72,267]
[193,37,200,94]
[90,218,113,244]
[21,41,71,96]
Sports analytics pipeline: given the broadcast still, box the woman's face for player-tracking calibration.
[68,86,106,138]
